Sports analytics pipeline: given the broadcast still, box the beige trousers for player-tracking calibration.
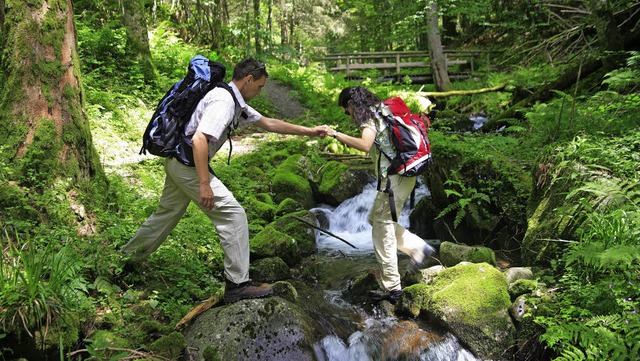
[121,158,250,284]
[369,174,427,292]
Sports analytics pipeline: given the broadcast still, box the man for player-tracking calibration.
[122,58,327,303]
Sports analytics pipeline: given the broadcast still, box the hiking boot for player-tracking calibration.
[411,243,436,270]
[370,289,403,304]
[389,289,403,304]
[224,280,273,303]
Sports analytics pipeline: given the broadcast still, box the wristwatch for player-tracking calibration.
[333,130,339,139]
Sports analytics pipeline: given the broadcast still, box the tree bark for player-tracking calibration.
[426,0,452,92]
[0,0,5,29]
[0,0,104,187]
[212,0,222,50]
[587,0,625,72]
[123,0,157,83]
[254,0,261,54]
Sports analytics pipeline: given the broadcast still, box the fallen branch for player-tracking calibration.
[175,290,224,330]
[416,84,507,98]
[67,347,173,360]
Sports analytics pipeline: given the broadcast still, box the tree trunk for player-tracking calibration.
[587,0,625,72]
[254,0,261,54]
[267,0,273,46]
[0,0,5,29]
[0,0,104,188]
[212,0,222,50]
[279,0,288,45]
[426,0,452,92]
[123,0,157,83]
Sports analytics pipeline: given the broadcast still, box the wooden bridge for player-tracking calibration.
[320,50,492,83]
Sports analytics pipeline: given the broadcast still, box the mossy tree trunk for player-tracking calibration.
[426,0,452,92]
[122,0,157,84]
[0,0,104,189]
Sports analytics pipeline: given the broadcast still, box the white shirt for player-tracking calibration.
[361,103,394,177]
[185,82,262,159]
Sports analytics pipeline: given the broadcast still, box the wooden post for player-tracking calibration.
[346,55,351,77]
[396,53,400,82]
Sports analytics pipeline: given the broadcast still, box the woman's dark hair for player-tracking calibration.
[338,86,380,126]
[233,58,269,80]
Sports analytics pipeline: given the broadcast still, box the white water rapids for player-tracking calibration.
[310,182,480,360]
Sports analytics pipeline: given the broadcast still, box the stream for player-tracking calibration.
[309,181,480,360]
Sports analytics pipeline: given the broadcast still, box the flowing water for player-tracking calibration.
[309,182,480,360]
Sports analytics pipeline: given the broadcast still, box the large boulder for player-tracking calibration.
[183,297,323,361]
[250,226,301,266]
[439,241,496,266]
[410,132,531,252]
[316,161,371,206]
[401,262,515,360]
[271,154,316,209]
[269,210,318,257]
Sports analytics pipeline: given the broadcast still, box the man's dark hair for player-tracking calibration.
[338,86,380,126]
[233,58,269,80]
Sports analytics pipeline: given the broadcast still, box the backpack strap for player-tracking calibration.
[214,82,248,165]
[374,139,400,223]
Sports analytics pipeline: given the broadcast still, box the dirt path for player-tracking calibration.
[100,79,310,170]
[262,79,309,120]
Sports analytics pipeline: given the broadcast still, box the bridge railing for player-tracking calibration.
[320,50,492,80]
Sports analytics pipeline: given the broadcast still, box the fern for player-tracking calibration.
[542,314,639,361]
[436,178,491,229]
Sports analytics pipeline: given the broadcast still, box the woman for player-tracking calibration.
[324,86,434,303]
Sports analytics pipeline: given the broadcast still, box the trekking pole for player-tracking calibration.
[292,216,357,249]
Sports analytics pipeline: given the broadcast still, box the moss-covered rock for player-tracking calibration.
[439,241,496,266]
[270,210,318,256]
[521,151,601,265]
[88,330,132,359]
[243,194,276,226]
[149,331,186,359]
[251,226,301,266]
[183,297,322,361]
[250,257,291,282]
[271,155,316,209]
[412,131,531,253]
[272,281,299,303]
[316,161,371,206]
[275,197,304,216]
[509,279,538,300]
[406,262,514,360]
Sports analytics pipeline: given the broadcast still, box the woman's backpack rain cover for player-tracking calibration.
[140,55,226,165]
[380,97,432,176]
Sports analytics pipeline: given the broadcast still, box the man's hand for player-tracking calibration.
[316,125,331,138]
[199,183,215,210]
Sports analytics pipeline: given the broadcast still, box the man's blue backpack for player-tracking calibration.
[140,55,240,166]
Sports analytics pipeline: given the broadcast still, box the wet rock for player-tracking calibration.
[250,257,291,283]
[405,262,515,360]
[439,241,496,266]
[271,155,315,209]
[183,297,323,361]
[503,267,534,284]
[316,161,371,206]
[270,210,318,256]
[149,331,185,359]
[250,227,301,266]
[508,279,538,300]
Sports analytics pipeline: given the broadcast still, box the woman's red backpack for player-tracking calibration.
[376,97,432,221]
[379,97,432,176]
